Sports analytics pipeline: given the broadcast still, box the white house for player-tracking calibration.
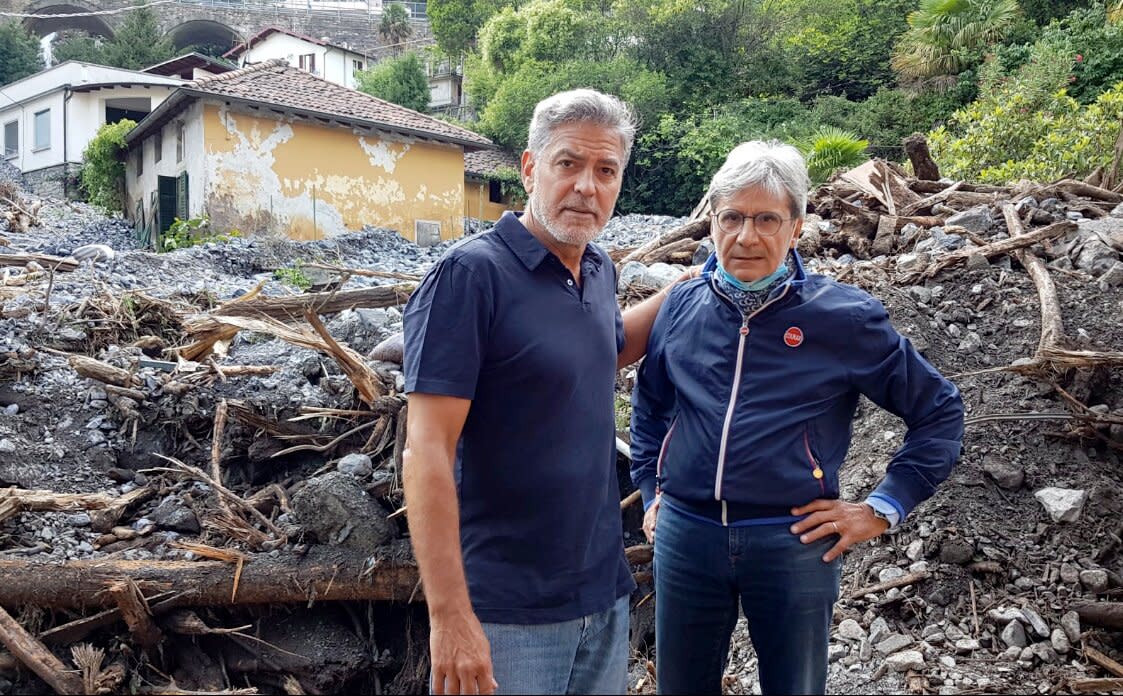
[224,27,370,91]
[0,61,183,197]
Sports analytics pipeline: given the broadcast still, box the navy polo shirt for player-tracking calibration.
[403,211,635,624]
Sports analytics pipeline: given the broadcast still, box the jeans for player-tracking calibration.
[467,595,630,695]
[654,502,842,695]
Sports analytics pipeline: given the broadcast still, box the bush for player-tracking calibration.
[355,52,431,112]
[1039,5,1123,103]
[159,215,241,252]
[80,120,136,212]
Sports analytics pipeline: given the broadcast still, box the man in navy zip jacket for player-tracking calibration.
[630,140,964,694]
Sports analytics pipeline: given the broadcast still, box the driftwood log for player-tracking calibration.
[903,220,1077,282]
[903,134,940,181]
[1076,603,1123,631]
[0,547,421,610]
[0,606,84,694]
[1001,203,1066,354]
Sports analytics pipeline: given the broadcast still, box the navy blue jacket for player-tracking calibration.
[630,251,964,524]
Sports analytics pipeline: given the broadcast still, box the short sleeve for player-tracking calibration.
[403,257,492,399]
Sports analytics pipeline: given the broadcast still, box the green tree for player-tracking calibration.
[51,32,106,64]
[94,5,175,70]
[379,3,413,52]
[81,119,136,212]
[428,0,502,57]
[0,21,43,86]
[1039,5,1123,102]
[892,0,1021,83]
[356,51,431,112]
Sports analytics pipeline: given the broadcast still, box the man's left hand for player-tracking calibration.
[789,499,889,563]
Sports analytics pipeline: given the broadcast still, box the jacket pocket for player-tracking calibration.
[803,426,826,495]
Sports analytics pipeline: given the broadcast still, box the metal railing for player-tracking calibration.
[172,0,428,19]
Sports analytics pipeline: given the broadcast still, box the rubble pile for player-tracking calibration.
[0,161,1120,695]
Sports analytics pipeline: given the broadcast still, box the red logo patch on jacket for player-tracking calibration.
[784,327,804,347]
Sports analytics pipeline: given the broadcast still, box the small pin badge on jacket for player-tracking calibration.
[784,327,804,348]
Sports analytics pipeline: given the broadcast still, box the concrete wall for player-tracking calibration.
[237,33,366,90]
[198,101,465,241]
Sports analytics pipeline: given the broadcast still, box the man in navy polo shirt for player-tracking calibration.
[402,89,685,695]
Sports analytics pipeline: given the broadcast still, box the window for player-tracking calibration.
[488,179,503,204]
[3,121,16,158]
[33,109,50,151]
[298,53,317,73]
[352,59,364,75]
[176,122,184,163]
[154,131,162,163]
[136,143,143,176]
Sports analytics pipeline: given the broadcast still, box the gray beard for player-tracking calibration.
[527,189,603,248]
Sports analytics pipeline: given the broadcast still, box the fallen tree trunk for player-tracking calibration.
[212,284,415,320]
[1075,603,1123,631]
[0,547,421,610]
[617,218,710,268]
[0,606,84,694]
[0,253,76,272]
[903,220,1077,282]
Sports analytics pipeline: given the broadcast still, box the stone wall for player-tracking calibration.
[21,163,81,199]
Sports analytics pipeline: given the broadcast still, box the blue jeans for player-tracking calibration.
[654,502,841,695]
[472,595,629,694]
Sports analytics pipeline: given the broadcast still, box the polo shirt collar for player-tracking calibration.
[494,211,604,272]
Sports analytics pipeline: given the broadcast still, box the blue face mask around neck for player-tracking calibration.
[717,257,790,292]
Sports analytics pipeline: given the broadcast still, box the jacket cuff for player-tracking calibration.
[864,494,902,529]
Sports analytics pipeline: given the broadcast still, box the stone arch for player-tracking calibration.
[23,2,114,39]
[167,19,241,54]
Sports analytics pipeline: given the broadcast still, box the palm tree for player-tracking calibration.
[379,3,413,53]
[891,0,1020,82]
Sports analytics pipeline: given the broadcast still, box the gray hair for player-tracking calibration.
[526,89,638,162]
[706,140,810,218]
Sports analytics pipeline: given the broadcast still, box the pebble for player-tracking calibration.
[939,655,957,669]
[879,566,906,582]
[988,607,1024,624]
[68,513,91,527]
[1059,562,1081,584]
[1060,611,1081,643]
[1021,608,1051,638]
[876,633,913,655]
[939,537,974,565]
[337,453,373,478]
[954,638,980,654]
[837,618,867,641]
[2,403,18,416]
[828,644,848,663]
[1050,628,1070,654]
[1001,620,1028,649]
[1079,568,1109,593]
[0,438,15,453]
[869,617,891,645]
[966,253,990,270]
[1033,487,1087,523]
[982,454,1025,490]
[906,539,924,561]
[885,650,925,672]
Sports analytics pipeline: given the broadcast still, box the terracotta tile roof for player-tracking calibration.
[187,59,494,148]
[464,149,521,178]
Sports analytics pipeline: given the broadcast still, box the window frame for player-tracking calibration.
[2,120,17,159]
[32,109,51,152]
[299,53,317,73]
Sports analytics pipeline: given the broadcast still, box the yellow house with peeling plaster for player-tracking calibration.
[123,59,495,246]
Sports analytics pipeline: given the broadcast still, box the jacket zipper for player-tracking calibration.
[804,429,826,494]
[711,278,792,511]
[655,417,678,496]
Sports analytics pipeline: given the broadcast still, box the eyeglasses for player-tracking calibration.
[712,209,794,238]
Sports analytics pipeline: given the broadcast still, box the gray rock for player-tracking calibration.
[0,438,15,453]
[966,253,989,271]
[957,332,983,353]
[954,638,980,654]
[907,286,934,305]
[838,618,867,641]
[1034,487,1087,523]
[879,566,906,583]
[337,453,373,478]
[1059,562,1081,584]
[1079,568,1109,593]
[998,646,1022,662]
[859,638,873,661]
[982,454,1024,489]
[1074,237,1118,276]
[1021,608,1050,638]
[693,239,714,265]
[939,655,957,669]
[291,471,394,551]
[1050,629,1071,654]
[1030,642,1058,664]
[869,616,891,645]
[896,253,929,273]
[148,496,200,534]
[643,262,684,288]
[988,607,1024,624]
[906,539,925,561]
[1099,261,1123,288]
[946,206,993,234]
[68,513,91,527]
[1111,202,1123,218]
[1001,620,1028,649]
[3,404,18,416]
[885,650,925,673]
[618,261,648,290]
[939,537,974,565]
[876,633,914,655]
[368,333,404,364]
[1060,611,1081,643]
[828,644,848,663]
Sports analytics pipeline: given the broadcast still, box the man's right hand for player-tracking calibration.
[430,608,497,695]
[643,494,660,543]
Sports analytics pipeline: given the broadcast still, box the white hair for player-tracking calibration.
[526,89,638,162]
[706,140,810,218]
